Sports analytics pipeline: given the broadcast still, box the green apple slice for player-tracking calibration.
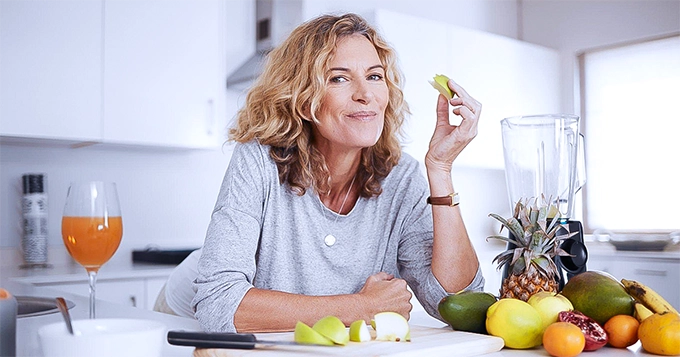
[374,312,410,342]
[428,74,454,100]
[312,315,349,345]
[349,320,371,342]
[294,321,334,346]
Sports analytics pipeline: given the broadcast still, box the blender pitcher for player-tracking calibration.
[500,114,587,287]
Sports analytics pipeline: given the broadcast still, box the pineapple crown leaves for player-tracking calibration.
[531,255,557,277]
[487,196,576,275]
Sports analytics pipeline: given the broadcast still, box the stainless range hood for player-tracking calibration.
[227,0,303,91]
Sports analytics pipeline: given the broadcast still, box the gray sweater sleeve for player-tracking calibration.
[192,142,268,332]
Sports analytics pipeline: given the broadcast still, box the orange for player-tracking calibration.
[543,322,586,357]
[604,314,639,348]
[639,311,680,356]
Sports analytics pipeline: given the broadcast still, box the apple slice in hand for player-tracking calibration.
[428,74,454,100]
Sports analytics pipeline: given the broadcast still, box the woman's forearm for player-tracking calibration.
[426,167,480,293]
[234,288,365,332]
[234,270,415,333]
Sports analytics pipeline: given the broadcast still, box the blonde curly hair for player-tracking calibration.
[229,13,409,197]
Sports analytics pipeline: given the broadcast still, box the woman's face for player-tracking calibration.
[313,34,388,152]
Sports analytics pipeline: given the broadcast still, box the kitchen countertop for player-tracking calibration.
[1,257,198,357]
[6,279,656,357]
[0,247,669,357]
[2,273,200,356]
[6,260,176,285]
[410,314,654,357]
[584,240,680,259]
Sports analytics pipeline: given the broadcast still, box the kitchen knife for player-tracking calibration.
[167,330,336,350]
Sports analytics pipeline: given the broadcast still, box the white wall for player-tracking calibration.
[301,0,519,38]
[520,0,680,114]
[0,144,233,259]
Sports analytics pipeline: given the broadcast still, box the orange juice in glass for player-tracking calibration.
[62,182,122,319]
[61,216,122,271]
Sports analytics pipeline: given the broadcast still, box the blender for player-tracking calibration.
[500,114,587,288]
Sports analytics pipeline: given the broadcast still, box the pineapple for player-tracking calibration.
[487,197,575,301]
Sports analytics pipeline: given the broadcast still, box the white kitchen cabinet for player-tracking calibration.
[0,0,225,149]
[373,10,560,168]
[587,253,680,311]
[145,277,167,310]
[102,0,225,148]
[0,0,102,142]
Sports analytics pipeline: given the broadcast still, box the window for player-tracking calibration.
[579,34,680,232]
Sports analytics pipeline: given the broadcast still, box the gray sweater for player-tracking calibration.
[192,140,484,332]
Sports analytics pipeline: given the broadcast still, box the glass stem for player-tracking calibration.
[87,270,98,319]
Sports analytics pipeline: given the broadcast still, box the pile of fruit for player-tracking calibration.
[438,272,680,356]
[293,312,410,346]
[469,198,680,355]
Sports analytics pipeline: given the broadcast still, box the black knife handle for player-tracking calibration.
[167,330,257,350]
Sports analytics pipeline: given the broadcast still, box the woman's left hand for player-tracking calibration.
[425,79,481,173]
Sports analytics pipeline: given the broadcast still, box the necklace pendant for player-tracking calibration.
[324,234,336,247]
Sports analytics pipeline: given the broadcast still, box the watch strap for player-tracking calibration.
[427,192,460,206]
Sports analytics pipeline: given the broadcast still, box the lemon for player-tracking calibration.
[486,298,543,349]
[527,291,573,332]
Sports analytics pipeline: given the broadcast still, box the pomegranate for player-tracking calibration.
[558,311,608,351]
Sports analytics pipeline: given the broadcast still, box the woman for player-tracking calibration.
[192,13,483,333]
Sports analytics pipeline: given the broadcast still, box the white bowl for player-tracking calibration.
[38,318,166,357]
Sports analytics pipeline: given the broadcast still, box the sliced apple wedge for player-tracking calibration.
[428,74,454,100]
[294,321,334,346]
[312,315,349,345]
[374,312,410,342]
[349,320,371,342]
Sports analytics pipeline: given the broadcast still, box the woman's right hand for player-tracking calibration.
[425,80,481,175]
[356,272,412,321]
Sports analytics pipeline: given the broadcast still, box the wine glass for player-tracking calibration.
[61,182,123,319]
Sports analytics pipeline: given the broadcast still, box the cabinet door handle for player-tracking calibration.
[130,295,137,307]
[634,269,667,277]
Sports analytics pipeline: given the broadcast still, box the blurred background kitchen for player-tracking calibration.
[1,0,678,308]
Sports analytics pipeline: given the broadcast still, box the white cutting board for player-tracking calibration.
[193,325,504,357]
